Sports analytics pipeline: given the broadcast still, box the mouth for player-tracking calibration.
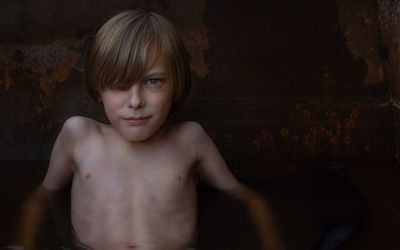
[123,116,151,126]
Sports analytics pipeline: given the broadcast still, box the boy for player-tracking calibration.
[17,9,283,250]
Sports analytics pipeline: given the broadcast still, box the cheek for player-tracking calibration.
[155,93,173,110]
[102,92,126,106]
[102,103,117,123]
[101,94,125,118]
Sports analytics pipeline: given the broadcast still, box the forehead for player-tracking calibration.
[108,44,172,88]
[142,45,171,76]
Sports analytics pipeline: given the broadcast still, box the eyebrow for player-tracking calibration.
[143,71,168,78]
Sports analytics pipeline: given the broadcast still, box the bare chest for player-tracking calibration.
[70,138,198,247]
[73,136,196,198]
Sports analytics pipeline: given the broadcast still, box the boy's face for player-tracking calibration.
[100,52,173,142]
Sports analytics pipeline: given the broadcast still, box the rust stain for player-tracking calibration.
[378,0,400,104]
[344,135,352,144]
[252,139,261,151]
[261,128,273,141]
[2,66,15,90]
[283,101,362,148]
[304,133,316,146]
[0,39,83,92]
[322,65,335,96]
[22,39,81,96]
[34,94,48,114]
[35,105,46,114]
[280,127,298,142]
[280,128,290,140]
[337,0,384,86]
[249,129,274,152]
[296,103,361,146]
[280,64,363,149]
[0,38,85,115]
[180,24,210,78]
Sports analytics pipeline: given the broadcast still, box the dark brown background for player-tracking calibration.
[0,0,395,162]
[0,0,399,249]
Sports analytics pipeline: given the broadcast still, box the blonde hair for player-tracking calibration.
[85,9,191,111]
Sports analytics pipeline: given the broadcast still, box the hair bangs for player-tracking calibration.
[96,21,153,91]
[85,9,191,111]
[95,20,173,91]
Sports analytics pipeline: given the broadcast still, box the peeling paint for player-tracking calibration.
[337,0,384,86]
[252,138,261,151]
[0,38,85,115]
[280,128,290,140]
[0,39,84,94]
[0,0,393,161]
[378,0,400,105]
[261,128,273,141]
[281,65,363,149]
[180,24,210,78]
[304,133,316,146]
[2,66,14,90]
[294,102,362,147]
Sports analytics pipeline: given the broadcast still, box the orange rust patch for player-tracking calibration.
[2,66,15,90]
[284,101,362,149]
[180,24,210,78]
[0,39,83,95]
[261,128,273,141]
[252,139,261,151]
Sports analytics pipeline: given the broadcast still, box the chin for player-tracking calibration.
[122,132,152,142]
[120,126,160,142]
[113,119,164,142]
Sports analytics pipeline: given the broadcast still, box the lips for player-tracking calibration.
[123,116,151,126]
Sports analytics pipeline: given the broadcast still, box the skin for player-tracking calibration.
[16,52,284,250]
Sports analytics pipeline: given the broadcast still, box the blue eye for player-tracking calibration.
[146,78,161,85]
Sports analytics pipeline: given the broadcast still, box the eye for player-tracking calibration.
[144,78,164,89]
[146,78,162,85]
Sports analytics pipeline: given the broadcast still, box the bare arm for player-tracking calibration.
[226,184,285,250]
[16,117,80,248]
[191,122,284,250]
[15,185,48,249]
[42,117,78,190]
[189,122,239,190]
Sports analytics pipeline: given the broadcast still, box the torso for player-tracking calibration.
[70,119,199,249]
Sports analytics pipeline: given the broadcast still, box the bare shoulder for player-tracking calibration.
[61,116,99,139]
[170,121,208,142]
[43,116,100,190]
[63,116,96,130]
[175,121,206,134]
[59,116,101,145]
[166,121,211,161]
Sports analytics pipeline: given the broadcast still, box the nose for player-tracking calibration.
[127,84,145,109]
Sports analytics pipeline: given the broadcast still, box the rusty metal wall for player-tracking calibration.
[0,0,396,164]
